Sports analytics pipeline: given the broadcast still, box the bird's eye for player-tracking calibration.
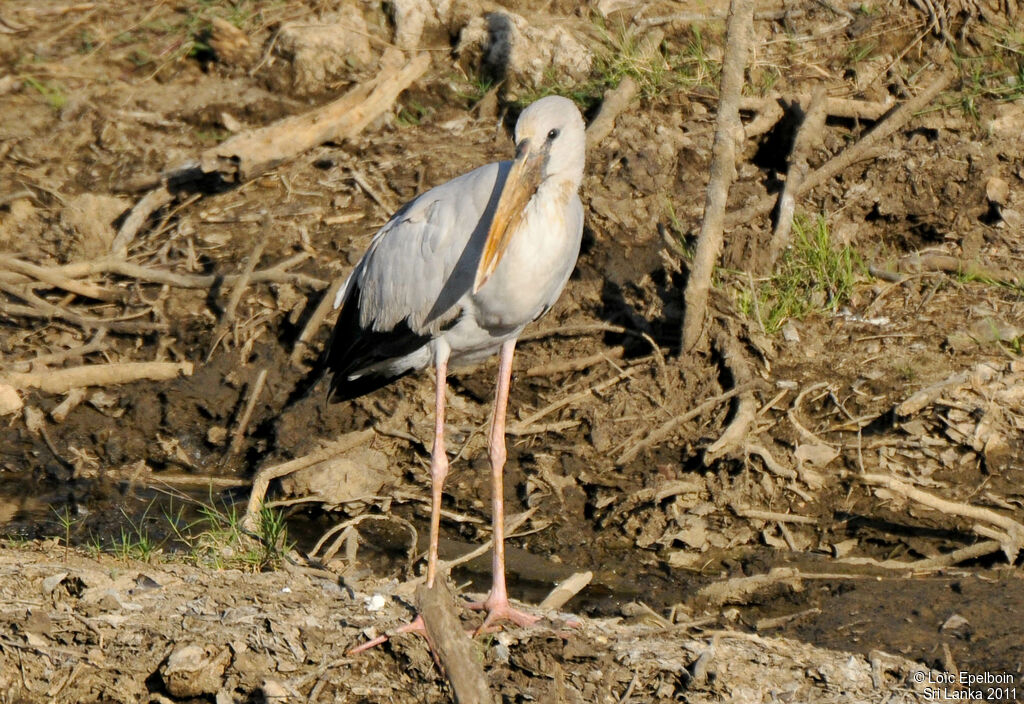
[547,128,560,141]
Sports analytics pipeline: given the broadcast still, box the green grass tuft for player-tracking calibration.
[734,214,863,334]
[23,77,67,112]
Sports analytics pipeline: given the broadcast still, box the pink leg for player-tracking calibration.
[426,353,449,588]
[472,339,539,632]
[348,352,450,654]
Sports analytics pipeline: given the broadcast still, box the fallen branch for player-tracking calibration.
[3,361,194,394]
[617,382,753,465]
[585,76,638,149]
[704,328,758,463]
[243,429,375,531]
[696,567,802,607]
[289,276,346,367]
[788,381,833,447]
[681,0,753,352]
[837,539,1003,570]
[766,87,827,271]
[872,253,1022,288]
[586,28,662,149]
[0,255,119,301]
[858,472,1024,561]
[725,65,955,229]
[112,50,430,257]
[200,50,430,184]
[228,368,268,456]
[895,370,970,416]
[737,94,893,122]
[416,578,495,704]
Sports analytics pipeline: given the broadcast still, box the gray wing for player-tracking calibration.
[347,160,509,334]
[325,161,509,398]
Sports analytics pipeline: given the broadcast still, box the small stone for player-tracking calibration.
[457,10,592,91]
[0,384,22,416]
[260,678,290,703]
[162,644,231,698]
[207,426,228,446]
[985,176,1009,205]
[273,7,372,94]
[42,572,68,595]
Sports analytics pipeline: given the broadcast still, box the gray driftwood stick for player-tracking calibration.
[766,87,827,270]
[681,0,754,352]
[416,578,495,704]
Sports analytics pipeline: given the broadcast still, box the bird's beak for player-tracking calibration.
[474,139,544,293]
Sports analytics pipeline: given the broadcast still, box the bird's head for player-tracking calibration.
[512,95,586,186]
[474,96,585,292]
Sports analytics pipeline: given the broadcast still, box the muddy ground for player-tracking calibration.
[1,0,1023,702]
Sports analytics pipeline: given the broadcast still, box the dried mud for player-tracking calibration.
[1,0,1023,702]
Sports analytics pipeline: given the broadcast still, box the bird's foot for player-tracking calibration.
[346,615,427,655]
[467,594,541,635]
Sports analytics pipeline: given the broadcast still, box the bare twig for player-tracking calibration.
[726,65,955,229]
[0,255,118,301]
[508,366,639,435]
[704,328,758,462]
[2,361,194,394]
[524,347,624,377]
[110,184,174,258]
[874,252,1021,288]
[538,571,593,611]
[290,276,346,367]
[744,442,797,480]
[228,368,268,455]
[436,508,537,577]
[243,429,375,531]
[732,506,817,524]
[416,578,496,704]
[767,87,827,270]
[858,473,1024,561]
[586,77,638,149]
[837,539,1003,570]
[788,382,833,447]
[208,217,270,359]
[41,257,327,290]
[617,383,753,465]
[681,0,754,352]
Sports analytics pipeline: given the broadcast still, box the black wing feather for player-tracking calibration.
[324,281,431,403]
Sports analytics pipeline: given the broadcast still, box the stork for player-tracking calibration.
[325,95,585,645]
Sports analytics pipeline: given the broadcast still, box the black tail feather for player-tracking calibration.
[322,281,430,403]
